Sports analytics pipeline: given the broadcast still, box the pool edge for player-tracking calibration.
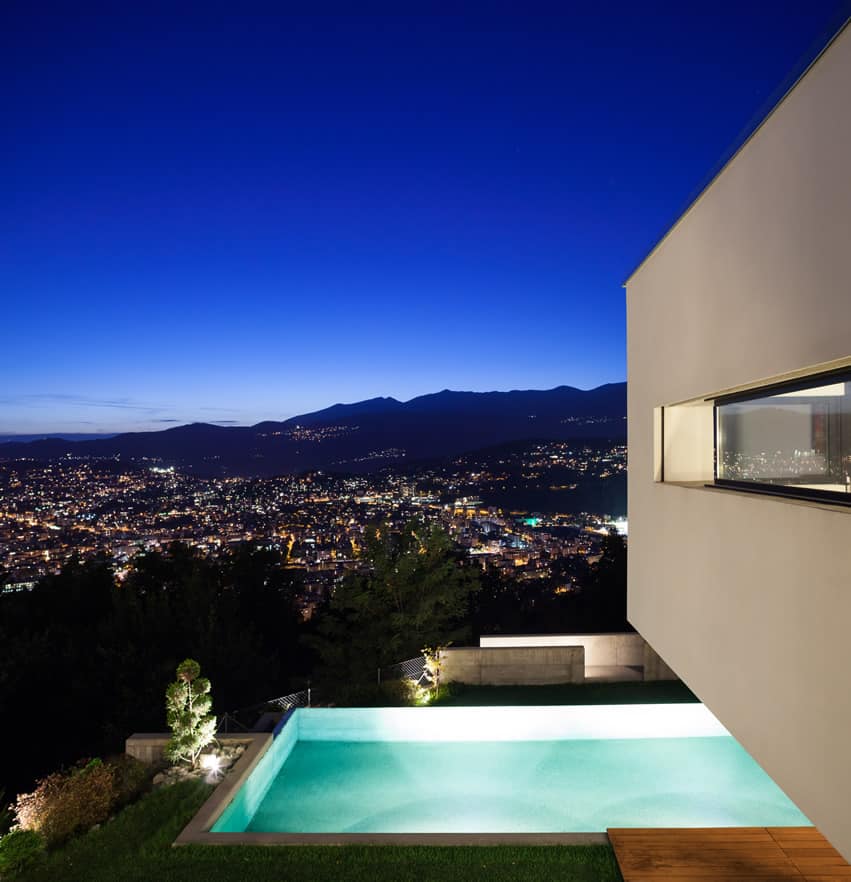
[178,829,611,846]
[174,731,274,846]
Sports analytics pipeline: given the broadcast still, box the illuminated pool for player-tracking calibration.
[211,705,810,833]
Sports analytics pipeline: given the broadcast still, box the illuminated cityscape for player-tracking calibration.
[0,440,626,609]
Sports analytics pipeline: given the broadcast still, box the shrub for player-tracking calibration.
[105,755,152,810]
[378,678,416,706]
[13,772,63,839]
[14,759,115,847]
[165,659,217,767]
[0,829,45,878]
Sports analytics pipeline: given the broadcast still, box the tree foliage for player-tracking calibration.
[165,659,216,767]
[0,543,305,801]
[0,523,627,798]
[312,520,479,687]
[587,527,629,630]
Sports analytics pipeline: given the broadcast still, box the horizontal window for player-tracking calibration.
[715,369,851,503]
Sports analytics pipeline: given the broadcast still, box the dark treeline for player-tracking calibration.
[0,527,627,801]
[0,543,306,801]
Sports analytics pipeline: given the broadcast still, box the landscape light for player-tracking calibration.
[200,753,222,781]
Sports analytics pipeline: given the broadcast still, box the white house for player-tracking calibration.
[626,17,851,860]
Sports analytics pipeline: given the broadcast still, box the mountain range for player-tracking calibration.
[0,383,626,477]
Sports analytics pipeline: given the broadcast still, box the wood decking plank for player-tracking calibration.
[792,859,851,868]
[768,829,827,838]
[624,873,804,882]
[612,827,771,837]
[623,872,804,882]
[609,827,851,882]
[795,869,851,877]
[804,873,848,882]
[780,845,843,853]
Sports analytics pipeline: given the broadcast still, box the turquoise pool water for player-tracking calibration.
[212,705,810,833]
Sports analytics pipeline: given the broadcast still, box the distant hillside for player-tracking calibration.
[0,383,626,477]
[0,433,118,444]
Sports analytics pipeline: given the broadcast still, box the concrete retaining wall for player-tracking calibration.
[440,646,584,685]
[126,733,252,765]
[479,633,644,667]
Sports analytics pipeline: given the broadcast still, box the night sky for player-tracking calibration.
[3,2,848,434]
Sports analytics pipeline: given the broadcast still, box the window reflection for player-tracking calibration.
[716,377,851,496]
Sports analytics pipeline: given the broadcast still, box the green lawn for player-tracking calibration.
[432,679,698,706]
[19,781,623,882]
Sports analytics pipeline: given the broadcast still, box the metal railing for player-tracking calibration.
[379,655,427,686]
[240,654,427,723]
[268,688,311,711]
[216,711,250,733]
[216,685,311,733]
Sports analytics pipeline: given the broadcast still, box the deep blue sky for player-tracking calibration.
[2,2,848,433]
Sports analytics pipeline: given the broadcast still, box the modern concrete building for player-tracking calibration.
[626,17,851,861]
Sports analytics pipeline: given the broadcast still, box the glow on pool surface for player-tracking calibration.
[212,705,810,833]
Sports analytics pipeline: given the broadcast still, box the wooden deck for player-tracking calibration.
[609,827,851,881]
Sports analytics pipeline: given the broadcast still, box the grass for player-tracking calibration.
[432,678,699,706]
[18,781,623,882]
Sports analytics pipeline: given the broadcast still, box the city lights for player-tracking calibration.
[0,440,626,604]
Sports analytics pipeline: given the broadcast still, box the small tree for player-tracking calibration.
[421,645,446,696]
[165,659,216,767]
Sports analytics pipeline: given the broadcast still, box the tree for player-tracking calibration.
[312,520,479,687]
[421,645,446,696]
[165,659,216,767]
[587,528,630,631]
[0,543,309,799]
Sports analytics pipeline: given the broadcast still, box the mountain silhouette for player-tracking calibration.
[0,383,626,476]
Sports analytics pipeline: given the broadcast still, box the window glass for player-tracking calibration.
[716,377,851,496]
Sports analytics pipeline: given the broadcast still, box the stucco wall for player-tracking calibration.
[642,644,678,682]
[626,21,851,859]
[440,646,584,685]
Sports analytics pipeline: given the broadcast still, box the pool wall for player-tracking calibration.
[293,704,729,742]
[211,709,301,833]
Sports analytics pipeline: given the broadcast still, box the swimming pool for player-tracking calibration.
[210,705,810,834]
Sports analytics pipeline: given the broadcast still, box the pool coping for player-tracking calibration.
[178,831,611,846]
[173,718,610,847]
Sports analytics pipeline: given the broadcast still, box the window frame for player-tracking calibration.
[710,365,851,507]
